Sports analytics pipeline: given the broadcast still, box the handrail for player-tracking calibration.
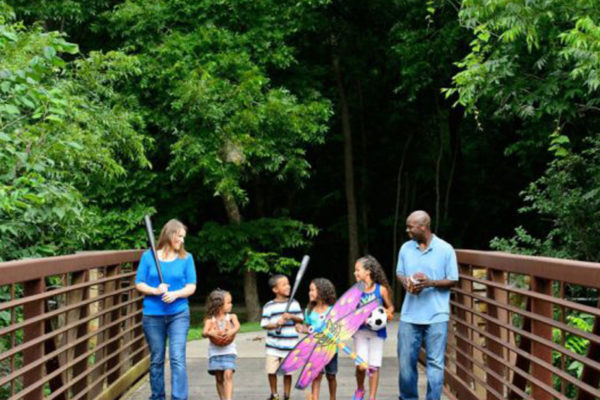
[443,250,600,400]
[0,250,146,400]
[0,250,143,285]
[3,249,599,400]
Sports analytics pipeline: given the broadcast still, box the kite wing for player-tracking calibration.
[295,341,338,389]
[335,298,380,341]
[326,283,364,322]
[278,333,318,374]
[294,299,378,389]
[282,283,383,390]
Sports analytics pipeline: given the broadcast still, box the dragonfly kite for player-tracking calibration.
[277,283,379,389]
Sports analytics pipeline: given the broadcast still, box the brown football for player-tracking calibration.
[209,334,235,347]
[412,272,426,281]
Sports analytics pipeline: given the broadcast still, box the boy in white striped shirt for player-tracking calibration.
[261,274,304,400]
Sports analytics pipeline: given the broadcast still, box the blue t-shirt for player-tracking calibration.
[135,249,197,315]
[305,306,338,357]
[304,306,333,328]
[396,235,458,324]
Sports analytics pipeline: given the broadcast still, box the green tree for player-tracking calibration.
[447,0,600,121]
[0,3,151,260]
[196,218,319,275]
[447,0,600,260]
[491,134,600,262]
[106,0,331,319]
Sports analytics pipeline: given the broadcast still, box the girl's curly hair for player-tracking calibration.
[205,289,230,319]
[307,278,336,314]
[357,255,392,296]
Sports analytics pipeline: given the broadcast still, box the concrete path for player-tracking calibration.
[125,319,448,399]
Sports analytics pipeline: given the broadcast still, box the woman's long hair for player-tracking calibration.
[205,289,229,319]
[357,255,392,297]
[157,219,187,258]
[306,278,336,314]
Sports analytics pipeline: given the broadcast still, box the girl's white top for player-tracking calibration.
[207,314,237,357]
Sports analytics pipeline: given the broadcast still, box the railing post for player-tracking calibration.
[22,278,45,400]
[577,299,600,400]
[44,292,66,400]
[486,269,508,400]
[105,265,123,384]
[67,270,90,399]
[89,268,105,399]
[509,298,531,400]
[455,264,474,386]
[530,277,553,400]
[132,261,147,364]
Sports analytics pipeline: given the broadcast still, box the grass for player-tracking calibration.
[187,307,262,342]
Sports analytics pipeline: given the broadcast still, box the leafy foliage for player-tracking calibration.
[491,134,600,261]
[107,0,332,205]
[447,0,600,122]
[195,218,319,274]
[0,3,152,260]
[552,313,594,397]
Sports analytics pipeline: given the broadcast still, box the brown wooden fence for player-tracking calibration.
[0,250,146,400]
[445,250,600,400]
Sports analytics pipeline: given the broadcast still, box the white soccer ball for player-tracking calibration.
[366,306,387,331]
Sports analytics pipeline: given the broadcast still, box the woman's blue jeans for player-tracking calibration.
[397,320,448,400]
[142,309,190,400]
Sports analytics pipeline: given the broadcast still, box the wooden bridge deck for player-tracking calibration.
[125,319,448,399]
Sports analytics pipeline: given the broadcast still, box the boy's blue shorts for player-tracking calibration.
[324,353,338,375]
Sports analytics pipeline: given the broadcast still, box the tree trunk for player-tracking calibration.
[222,193,261,321]
[392,136,413,310]
[357,79,369,255]
[242,269,261,321]
[444,106,462,221]
[332,53,360,286]
[435,127,443,233]
[434,101,447,233]
[392,133,413,268]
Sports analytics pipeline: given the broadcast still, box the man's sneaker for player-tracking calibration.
[353,389,365,400]
[267,394,279,400]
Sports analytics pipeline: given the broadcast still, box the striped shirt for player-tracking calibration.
[260,299,303,358]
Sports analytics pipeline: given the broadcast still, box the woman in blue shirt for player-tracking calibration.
[135,219,197,400]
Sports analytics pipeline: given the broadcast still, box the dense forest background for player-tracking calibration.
[1,0,599,317]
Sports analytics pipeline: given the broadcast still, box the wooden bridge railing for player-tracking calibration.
[445,250,600,400]
[0,250,146,400]
[3,249,600,400]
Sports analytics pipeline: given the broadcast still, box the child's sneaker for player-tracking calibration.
[353,389,365,400]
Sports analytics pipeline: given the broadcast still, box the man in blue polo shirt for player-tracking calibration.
[396,210,458,400]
